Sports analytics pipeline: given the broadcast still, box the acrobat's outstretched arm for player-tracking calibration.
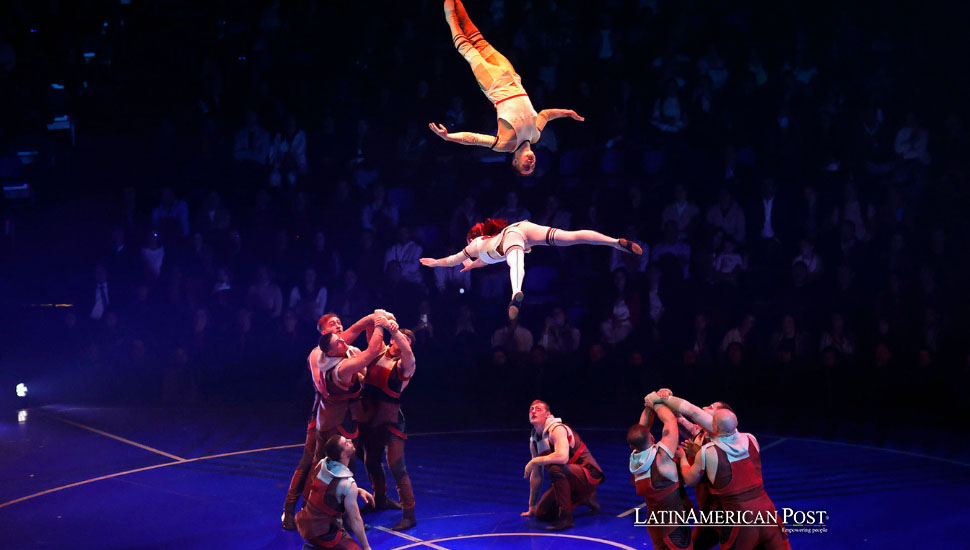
[421,240,484,269]
[429,123,507,150]
[420,250,465,268]
[537,109,585,132]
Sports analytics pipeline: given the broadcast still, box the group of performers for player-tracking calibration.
[280,2,788,549]
[281,309,790,550]
[631,390,791,550]
[282,310,416,550]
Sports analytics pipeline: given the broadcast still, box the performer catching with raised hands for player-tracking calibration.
[359,324,419,531]
[672,399,735,550]
[430,0,585,176]
[421,218,641,319]
[645,389,791,550]
[282,312,367,531]
[627,401,695,550]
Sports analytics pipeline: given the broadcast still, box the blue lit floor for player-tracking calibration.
[2,405,967,549]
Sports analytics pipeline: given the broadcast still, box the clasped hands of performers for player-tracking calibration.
[371,309,400,333]
[642,387,700,461]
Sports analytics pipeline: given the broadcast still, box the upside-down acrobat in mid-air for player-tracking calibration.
[430,0,585,176]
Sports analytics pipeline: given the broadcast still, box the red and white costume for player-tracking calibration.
[296,459,361,549]
[530,416,603,521]
[700,433,790,550]
[489,75,540,148]
[359,347,416,514]
[360,348,412,439]
[630,443,694,550]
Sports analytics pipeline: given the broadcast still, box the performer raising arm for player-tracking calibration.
[645,390,791,550]
[430,0,584,176]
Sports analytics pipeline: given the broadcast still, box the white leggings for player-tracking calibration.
[500,222,621,297]
[446,0,515,96]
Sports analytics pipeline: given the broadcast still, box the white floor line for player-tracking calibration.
[47,413,186,461]
[0,442,302,509]
[760,437,789,451]
[617,502,645,518]
[372,525,452,550]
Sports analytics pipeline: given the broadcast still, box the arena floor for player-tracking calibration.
[2,404,966,549]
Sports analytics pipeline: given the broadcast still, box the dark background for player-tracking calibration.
[1,0,968,458]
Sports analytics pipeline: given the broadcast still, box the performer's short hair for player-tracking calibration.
[627,424,652,451]
[713,401,734,413]
[530,399,550,413]
[317,313,340,334]
[400,328,416,345]
[319,332,336,354]
[325,435,345,461]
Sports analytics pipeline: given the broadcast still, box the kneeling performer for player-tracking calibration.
[296,435,375,550]
[523,400,604,531]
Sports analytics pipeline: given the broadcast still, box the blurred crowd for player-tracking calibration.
[1,0,968,455]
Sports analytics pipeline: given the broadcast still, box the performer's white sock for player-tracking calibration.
[507,245,525,297]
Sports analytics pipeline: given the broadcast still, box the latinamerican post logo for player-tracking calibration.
[634,507,828,534]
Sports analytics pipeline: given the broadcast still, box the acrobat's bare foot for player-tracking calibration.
[617,238,643,255]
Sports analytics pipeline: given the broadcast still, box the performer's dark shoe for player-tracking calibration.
[545,511,574,531]
[582,494,600,514]
[379,497,402,511]
[392,510,417,531]
[281,511,297,531]
[618,238,642,255]
[361,497,402,514]
[508,291,525,320]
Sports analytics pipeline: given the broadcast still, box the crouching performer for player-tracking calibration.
[523,399,604,531]
[296,435,375,550]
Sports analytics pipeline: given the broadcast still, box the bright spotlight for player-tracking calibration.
[18,410,28,423]
[16,383,28,398]
[459,287,465,294]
